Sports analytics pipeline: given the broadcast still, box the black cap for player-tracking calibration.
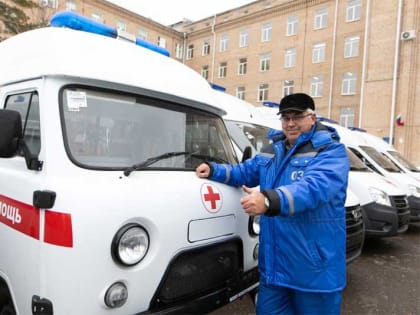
[277,93,315,114]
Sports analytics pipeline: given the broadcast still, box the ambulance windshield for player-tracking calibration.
[61,87,236,170]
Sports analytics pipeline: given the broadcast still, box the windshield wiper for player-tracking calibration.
[123,151,229,176]
[124,151,190,176]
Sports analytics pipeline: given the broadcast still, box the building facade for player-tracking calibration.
[1,0,419,165]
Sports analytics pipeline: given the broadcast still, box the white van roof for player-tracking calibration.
[212,90,271,128]
[0,27,220,113]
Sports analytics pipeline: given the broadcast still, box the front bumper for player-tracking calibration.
[137,238,259,314]
[407,195,420,222]
[137,268,259,315]
[362,202,399,237]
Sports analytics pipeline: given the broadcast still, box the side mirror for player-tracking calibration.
[0,109,22,157]
[241,146,252,162]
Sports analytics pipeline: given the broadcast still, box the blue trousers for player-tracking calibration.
[256,282,342,315]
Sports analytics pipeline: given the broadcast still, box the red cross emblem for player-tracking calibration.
[201,183,222,213]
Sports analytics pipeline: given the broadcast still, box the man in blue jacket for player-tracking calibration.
[196,93,350,314]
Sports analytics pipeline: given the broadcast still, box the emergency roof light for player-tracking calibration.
[317,116,339,124]
[348,126,367,132]
[210,83,226,92]
[49,11,170,57]
[262,101,280,108]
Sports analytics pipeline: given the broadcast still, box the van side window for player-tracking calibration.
[349,147,380,174]
[5,92,41,156]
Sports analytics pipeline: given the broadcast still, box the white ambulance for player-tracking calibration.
[0,12,259,315]
[350,129,420,181]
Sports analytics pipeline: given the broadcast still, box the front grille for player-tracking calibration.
[390,195,410,227]
[149,239,243,311]
[345,205,364,262]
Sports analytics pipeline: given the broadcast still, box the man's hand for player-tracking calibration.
[240,185,267,216]
[196,163,210,178]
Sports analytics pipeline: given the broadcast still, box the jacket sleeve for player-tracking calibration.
[208,154,267,188]
[268,142,349,216]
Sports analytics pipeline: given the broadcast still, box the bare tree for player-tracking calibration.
[0,0,49,41]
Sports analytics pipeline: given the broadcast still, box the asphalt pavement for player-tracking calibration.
[211,223,420,315]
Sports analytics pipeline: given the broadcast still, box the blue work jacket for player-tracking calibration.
[209,122,350,292]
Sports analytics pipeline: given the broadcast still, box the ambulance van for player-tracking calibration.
[350,129,420,181]
[255,106,409,237]
[211,91,364,263]
[319,119,411,235]
[0,12,260,315]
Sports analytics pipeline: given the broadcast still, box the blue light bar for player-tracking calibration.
[49,11,170,57]
[210,83,226,92]
[262,101,279,108]
[316,116,339,124]
[348,126,367,132]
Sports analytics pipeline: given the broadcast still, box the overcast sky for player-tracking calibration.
[106,0,255,25]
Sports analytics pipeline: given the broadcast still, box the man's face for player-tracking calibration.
[280,110,316,145]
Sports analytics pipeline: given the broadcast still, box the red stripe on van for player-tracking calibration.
[44,210,73,248]
[0,194,40,240]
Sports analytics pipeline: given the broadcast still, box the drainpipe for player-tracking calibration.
[327,0,339,119]
[182,32,187,64]
[358,0,371,128]
[388,0,403,144]
[211,14,217,83]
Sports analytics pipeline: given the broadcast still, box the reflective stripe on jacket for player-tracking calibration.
[209,122,350,292]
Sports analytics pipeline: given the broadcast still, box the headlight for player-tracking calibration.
[408,184,420,198]
[111,223,149,266]
[368,187,391,206]
[248,215,260,236]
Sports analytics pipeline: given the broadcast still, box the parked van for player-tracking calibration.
[319,119,411,234]
[212,91,364,263]
[0,12,259,315]
[339,128,420,224]
[350,129,420,181]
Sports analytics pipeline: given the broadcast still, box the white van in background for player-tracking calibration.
[212,91,364,263]
[0,12,260,315]
[350,129,420,182]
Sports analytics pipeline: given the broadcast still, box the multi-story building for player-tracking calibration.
[1,0,419,165]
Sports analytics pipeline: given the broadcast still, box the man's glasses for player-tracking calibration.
[280,113,312,123]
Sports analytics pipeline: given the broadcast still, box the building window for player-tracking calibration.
[283,80,294,96]
[342,72,357,95]
[218,62,227,78]
[157,36,166,48]
[175,43,183,59]
[187,44,194,60]
[201,65,209,80]
[310,75,323,97]
[236,86,245,100]
[91,13,103,23]
[202,39,210,56]
[287,15,298,36]
[346,0,362,22]
[65,1,76,10]
[312,42,326,63]
[314,7,328,29]
[285,48,296,68]
[138,28,148,41]
[344,35,360,58]
[238,58,247,75]
[220,34,229,52]
[261,23,272,42]
[239,29,249,47]
[260,53,271,72]
[116,21,126,32]
[258,83,269,102]
[339,107,355,127]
